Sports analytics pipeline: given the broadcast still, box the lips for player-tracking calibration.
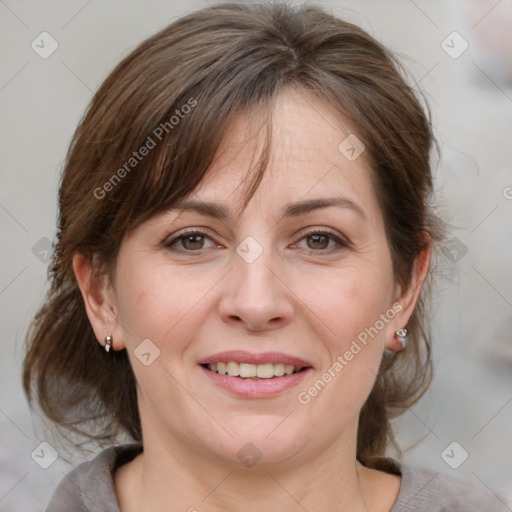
[198,350,313,398]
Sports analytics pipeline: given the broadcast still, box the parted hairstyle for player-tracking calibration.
[23,1,445,464]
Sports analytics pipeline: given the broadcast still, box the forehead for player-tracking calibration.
[189,87,379,220]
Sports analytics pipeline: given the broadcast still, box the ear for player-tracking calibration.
[72,252,125,351]
[385,235,432,351]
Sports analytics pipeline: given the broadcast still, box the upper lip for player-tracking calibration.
[198,350,313,368]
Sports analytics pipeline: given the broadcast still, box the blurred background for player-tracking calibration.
[1,0,511,510]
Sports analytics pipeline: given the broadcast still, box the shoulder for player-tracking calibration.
[386,459,511,512]
[44,443,143,512]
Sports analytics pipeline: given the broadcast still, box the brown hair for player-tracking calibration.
[23,2,445,462]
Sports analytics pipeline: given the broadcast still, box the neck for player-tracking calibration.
[115,426,377,512]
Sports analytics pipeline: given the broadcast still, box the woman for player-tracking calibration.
[23,2,508,511]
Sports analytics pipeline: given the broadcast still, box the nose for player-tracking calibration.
[217,248,294,332]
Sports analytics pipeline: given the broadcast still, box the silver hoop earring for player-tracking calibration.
[104,335,113,353]
[395,328,408,350]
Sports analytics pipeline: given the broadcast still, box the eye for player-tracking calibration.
[164,229,216,252]
[294,229,349,252]
[163,228,349,254]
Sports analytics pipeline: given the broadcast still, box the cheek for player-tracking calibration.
[299,265,394,348]
[114,258,199,345]
[293,265,393,409]
[114,257,228,367]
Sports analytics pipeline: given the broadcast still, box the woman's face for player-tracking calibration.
[101,88,414,468]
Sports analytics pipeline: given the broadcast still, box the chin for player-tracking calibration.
[205,416,312,468]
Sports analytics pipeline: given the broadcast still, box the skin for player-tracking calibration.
[74,87,431,512]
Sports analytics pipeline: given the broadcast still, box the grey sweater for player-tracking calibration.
[45,443,510,511]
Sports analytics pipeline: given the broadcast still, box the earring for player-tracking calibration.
[395,328,408,350]
[104,335,113,353]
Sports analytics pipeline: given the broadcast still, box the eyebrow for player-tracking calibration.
[172,197,367,221]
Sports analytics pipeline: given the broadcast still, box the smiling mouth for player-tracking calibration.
[201,362,310,379]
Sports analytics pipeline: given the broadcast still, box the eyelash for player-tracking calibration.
[163,228,349,254]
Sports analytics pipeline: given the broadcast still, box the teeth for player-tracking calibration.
[256,363,274,378]
[273,364,285,376]
[227,361,240,376]
[239,363,257,378]
[206,362,301,378]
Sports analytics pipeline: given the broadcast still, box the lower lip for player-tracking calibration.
[199,365,312,398]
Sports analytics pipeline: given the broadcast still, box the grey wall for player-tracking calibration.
[1,0,511,510]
